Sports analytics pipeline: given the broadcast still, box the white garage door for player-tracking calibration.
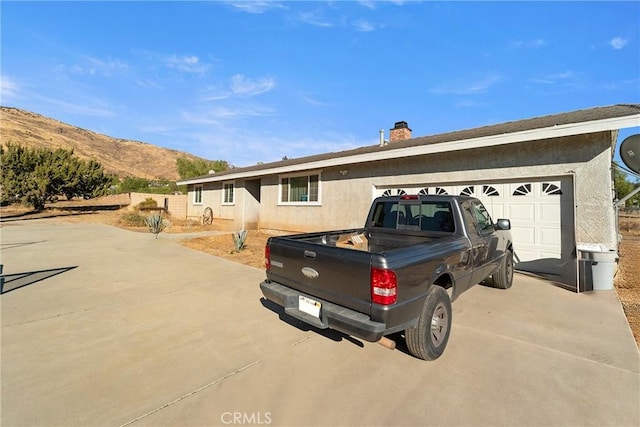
[377,178,575,282]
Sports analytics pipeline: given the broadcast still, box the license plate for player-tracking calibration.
[298,295,321,318]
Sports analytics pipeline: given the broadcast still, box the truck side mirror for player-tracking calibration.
[495,219,511,231]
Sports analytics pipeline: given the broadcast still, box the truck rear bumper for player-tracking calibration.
[260,280,386,342]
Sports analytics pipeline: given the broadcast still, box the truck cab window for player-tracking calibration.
[472,201,494,233]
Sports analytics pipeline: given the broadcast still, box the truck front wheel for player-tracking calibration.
[405,286,452,360]
[492,249,514,289]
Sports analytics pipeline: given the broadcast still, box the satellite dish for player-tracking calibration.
[620,134,640,174]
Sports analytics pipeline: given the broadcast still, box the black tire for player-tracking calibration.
[493,249,514,289]
[405,286,452,361]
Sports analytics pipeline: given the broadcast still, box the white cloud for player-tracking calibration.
[136,79,163,90]
[509,39,546,49]
[201,93,231,102]
[358,1,378,10]
[530,71,574,85]
[230,74,276,97]
[454,100,482,108]
[1,75,20,100]
[353,19,375,32]
[200,75,276,101]
[220,132,361,166]
[39,95,115,117]
[225,1,286,14]
[182,104,274,123]
[430,74,503,95]
[211,105,274,117]
[302,94,328,106]
[296,11,334,28]
[609,37,628,50]
[84,56,129,72]
[165,55,211,74]
[62,55,129,77]
[602,77,640,91]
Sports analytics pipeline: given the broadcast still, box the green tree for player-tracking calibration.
[176,157,230,180]
[0,143,111,210]
[614,167,640,206]
[119,176,151,193]
[114,176,180,195]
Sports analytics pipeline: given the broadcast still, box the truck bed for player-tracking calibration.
[265,228,465,317]
[278,228,443,253]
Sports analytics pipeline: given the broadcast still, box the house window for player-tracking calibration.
[223,182,234,204]
[542,183,562,195]
[483,185,500,196]
[280,173,320,203]
[460,186,475,196]
[513,184,532,196]
[194,185,203,205]
[434,187,449,195]
[382,188,407,197]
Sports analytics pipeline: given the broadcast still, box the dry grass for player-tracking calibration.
[180,231,270,270]
[619,216,640,236]
[0,106,206,180]
[614,233,640,347]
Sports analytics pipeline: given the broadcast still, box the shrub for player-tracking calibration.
[232,230,248,251]
[119,212,147,227]
[145,212,166,238]
[138,197,158,209]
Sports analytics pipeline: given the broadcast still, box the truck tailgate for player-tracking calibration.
[267,238,373,315]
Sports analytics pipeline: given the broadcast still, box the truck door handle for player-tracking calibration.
[304,250,316,259]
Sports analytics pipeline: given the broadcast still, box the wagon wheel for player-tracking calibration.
[202,207,213,225]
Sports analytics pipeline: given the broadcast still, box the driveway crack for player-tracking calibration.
[118,360,260,427]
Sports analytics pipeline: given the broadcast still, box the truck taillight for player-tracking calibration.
[264,245,271,270]
[371,267,397,305]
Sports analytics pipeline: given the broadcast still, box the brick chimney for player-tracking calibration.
[389,121,412,142]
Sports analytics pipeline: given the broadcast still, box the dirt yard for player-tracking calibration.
[615,217,640,346]
[2,206,639,347]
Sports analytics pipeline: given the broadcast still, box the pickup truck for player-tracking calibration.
[260,195,514,360]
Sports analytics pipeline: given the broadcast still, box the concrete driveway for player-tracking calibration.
[1,219,638,426]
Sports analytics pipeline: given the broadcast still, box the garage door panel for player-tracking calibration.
[512,227,535,245]
[509,204,536,221]
[540,227,561,246]
[514,248,539,262]
[539,203,561,222]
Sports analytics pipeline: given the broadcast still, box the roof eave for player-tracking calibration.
[177,114,640,185]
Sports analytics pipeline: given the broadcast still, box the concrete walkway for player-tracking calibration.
[1,220,638,426]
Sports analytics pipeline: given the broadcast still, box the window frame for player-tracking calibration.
[193,185,203,205]
[278,171,322,205]
[222,181,235,205]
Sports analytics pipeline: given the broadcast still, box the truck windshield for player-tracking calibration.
[371,201,454,232]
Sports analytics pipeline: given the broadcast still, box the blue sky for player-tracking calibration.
[2,1,639,171]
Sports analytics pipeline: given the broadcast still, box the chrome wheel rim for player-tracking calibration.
[430,302,448,347]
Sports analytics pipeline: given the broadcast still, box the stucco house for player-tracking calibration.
[178,104,640,290]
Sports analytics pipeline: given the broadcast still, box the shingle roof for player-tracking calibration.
[182,104,640,183]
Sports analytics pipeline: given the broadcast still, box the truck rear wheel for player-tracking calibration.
[405,286,452,361]
[492,249,514,289]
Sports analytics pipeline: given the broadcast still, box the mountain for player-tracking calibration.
[0,106,208,181]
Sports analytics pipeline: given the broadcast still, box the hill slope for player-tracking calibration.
[0,107,208,180]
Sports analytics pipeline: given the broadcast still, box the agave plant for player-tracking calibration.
[232,230,248,251]
[145,212,166,239]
